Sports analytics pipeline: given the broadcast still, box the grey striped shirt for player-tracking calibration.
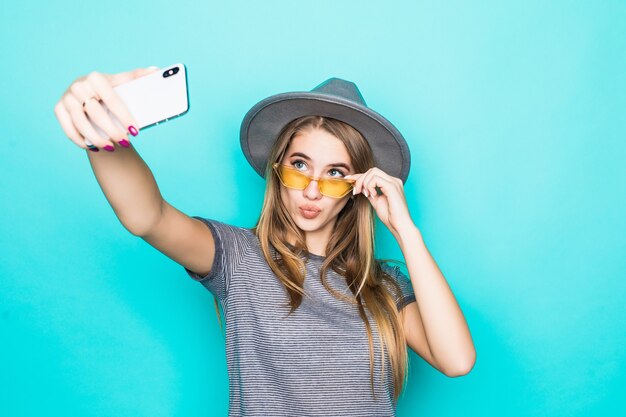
[184,217,416,417]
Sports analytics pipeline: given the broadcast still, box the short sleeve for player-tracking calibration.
[183,217,252,302]
[380,262,416,311]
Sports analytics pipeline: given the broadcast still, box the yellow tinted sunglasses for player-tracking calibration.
[272,163,355,198]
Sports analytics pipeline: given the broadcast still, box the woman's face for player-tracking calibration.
[278,128,354,242]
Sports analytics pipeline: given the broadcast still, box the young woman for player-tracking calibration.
[54,67,476,416]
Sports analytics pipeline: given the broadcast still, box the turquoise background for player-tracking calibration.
[1,1,624,416]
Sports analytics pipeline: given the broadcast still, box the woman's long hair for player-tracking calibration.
[248,115,411,402]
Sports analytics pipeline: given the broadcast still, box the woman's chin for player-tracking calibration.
[294,220,319,232]
[292,213,324,232]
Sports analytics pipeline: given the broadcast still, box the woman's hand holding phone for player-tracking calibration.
[54,67,160,152]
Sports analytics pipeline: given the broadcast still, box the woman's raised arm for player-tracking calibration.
[53,67,216,276]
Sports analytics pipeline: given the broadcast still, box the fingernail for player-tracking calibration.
[88,147,99,152]
[104,145,115,152]
[128,126,138,136]
[364,190,369,198]
[119,139,130,148]
[352,188,356,195]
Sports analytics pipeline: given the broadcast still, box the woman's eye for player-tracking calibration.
[329,168,345,178]
[292,160,307,170]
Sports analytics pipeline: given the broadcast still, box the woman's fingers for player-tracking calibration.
[70,79,129,147]
[347,168,399,197]
[83,97,131,147]
[53,66,159,151]
[53,100,89,149]
[364,174,393,199]
[350,169,376,196]
[62,93,117,151]
[85,71,140,137]
[346,172,368,196]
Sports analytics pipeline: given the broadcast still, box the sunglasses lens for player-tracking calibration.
[276,165,310,189]
[319,179,353,198]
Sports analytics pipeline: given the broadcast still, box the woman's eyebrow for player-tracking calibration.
[288,152,351,170]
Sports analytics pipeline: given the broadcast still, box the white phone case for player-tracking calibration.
[87,63,189,144]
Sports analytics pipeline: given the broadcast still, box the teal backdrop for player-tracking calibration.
[1,1,624,416]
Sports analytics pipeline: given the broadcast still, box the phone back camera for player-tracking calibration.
[163,67,180,78]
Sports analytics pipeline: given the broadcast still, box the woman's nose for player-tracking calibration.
[303,179,322,199]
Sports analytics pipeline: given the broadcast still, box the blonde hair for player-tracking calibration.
[241,115,411,402]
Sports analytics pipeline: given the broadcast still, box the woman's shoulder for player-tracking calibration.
[377,259,405,276]
[376,259,415,308]
[377,259,411,288]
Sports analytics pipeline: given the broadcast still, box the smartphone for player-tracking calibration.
[88,63,189,142]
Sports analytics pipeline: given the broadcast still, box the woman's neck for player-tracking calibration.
[287,226,333,257]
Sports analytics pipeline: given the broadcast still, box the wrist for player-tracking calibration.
[395,223,423,249]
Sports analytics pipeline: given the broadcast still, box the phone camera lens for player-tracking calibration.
[162,67,180,78]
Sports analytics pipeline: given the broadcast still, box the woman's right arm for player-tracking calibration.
[54,67,215,276]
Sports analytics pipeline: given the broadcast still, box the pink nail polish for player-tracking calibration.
[104,145,115,152]
[119,139,130,148]
[88,147,99,152]
[128,126,138,136]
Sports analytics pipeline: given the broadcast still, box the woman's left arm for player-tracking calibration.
[347,168,476,377]
[396,224,476,376]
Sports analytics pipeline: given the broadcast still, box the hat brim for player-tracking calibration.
[240,92,411,183]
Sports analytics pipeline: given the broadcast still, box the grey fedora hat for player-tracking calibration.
[240,77,411,183]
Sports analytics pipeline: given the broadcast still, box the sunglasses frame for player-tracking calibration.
[272,163,355,198]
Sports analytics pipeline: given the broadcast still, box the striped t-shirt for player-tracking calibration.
[184,217,416,417]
